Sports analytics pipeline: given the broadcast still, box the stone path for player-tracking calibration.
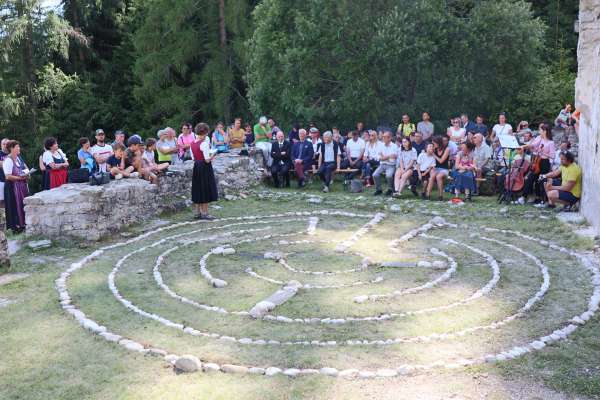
[0,273,29,287]
[53,209,600,380]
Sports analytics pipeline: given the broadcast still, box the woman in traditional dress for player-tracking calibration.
[191,123,218,220]
[42,137,69,189]
[4,140,30,233]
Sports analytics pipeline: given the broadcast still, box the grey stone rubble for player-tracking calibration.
[577,0,600,236]
[249,281,302,319]
[27,240,52,250]
[0,298,15,308]
[24,153,263,241]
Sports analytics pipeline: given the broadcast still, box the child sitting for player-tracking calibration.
[107,143,138,179]
[142,138,170,184]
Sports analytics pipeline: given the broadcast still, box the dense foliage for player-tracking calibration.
[0,0,578,165]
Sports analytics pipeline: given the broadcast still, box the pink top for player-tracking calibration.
[530,136,555,159]
[177,133,195,158]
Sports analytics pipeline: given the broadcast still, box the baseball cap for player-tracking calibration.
[309,127,319,133]
[95,129,105,135]
[127,136,142,146]
[259,116,267,124]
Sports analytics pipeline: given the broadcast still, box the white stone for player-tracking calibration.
[248,367,266,375]
[265,367,282,376]
[319,367,339,377]
[221,364,248,374]
[175,355,202,372]
[203,363,221,372]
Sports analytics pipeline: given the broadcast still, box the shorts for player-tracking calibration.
[558,191,579,205]
[434,168,449,176]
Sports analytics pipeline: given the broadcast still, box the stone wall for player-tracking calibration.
[24,153,264,241]
[576,0,600,235]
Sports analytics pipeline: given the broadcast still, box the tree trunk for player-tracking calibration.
[70,0,87,67]
[17,0,37,135]
[218,0,231,122]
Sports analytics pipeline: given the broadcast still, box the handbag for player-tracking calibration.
[68,168,90,183]
[349,179,364,193]
[89,171,111,186]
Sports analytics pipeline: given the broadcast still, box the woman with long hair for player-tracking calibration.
[518,123,555,205]
[425,136,450,201]
[4,141,30,233]
[190,123,219,220]
[393,137,417,196]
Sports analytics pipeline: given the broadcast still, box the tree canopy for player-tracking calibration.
[0,0,578,167]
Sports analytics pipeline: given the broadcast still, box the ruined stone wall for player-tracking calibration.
[23,154,264,241]
[576,0,600,235]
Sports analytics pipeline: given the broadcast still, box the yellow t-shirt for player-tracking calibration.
[560,163,582,198]
[228,128,245,148]
[397,123,416,137]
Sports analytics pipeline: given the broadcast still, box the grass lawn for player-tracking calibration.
[1,181,599,400]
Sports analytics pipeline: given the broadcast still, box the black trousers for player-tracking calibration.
[341,158,363,179]
[271,162,290,187]
[523,158,551,198]
[318,162,336,186]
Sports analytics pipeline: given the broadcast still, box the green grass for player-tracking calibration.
[1,184,599,399]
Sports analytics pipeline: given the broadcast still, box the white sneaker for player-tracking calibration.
[517,197,525,205]
[115,174,123,180]
[130,172,140,178]
[322,185,329,193]
[534,202,546,208]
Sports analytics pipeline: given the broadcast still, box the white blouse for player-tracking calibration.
[42,149,68,165]
[3,156,25,176]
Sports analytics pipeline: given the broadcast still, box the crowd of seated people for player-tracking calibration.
[235,111,581,210]
[1,106,583,234]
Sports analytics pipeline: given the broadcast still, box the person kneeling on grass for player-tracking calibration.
[540,151,582,211]
[107,143,139,180]
[142,138,170,184]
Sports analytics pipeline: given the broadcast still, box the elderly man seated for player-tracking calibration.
[292,128,314,188]
[373,131,397,196]
[270,131,292,188]
[472,133,492,194]
[317,131,341,193]
[540,151,582,211]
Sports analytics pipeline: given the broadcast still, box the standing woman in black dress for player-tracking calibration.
[190,122,219,220]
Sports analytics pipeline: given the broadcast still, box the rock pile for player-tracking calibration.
[24,154,263,241]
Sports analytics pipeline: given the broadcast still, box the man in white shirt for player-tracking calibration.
[343,130,365,180]
[90,129,113,173]
[373,131,397,196]
[316,131,340,193]
[472,133,492,194]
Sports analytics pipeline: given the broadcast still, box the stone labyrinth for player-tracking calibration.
[55,209,600,379]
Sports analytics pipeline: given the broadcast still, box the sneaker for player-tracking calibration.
[392,191,400,198]
[534,202,546,208]
[204,214,216,220]
[115,174,123,180]
[130,172,140,178]
[322,185,329,193]
[420,192,427,200]
[411,187,418,197]
[373,190,382,196]
[517,196,525,205]
[385,189,394,196]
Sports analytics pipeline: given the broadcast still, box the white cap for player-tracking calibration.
[259,116,268,124]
